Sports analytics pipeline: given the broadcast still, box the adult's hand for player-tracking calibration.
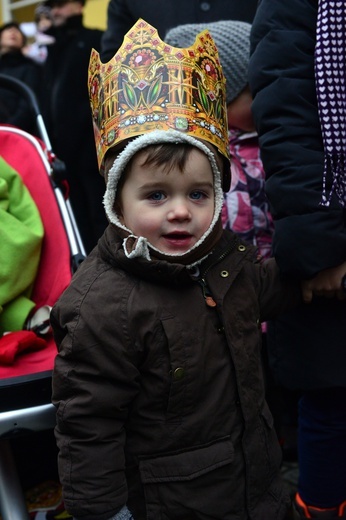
[301,261,346,303]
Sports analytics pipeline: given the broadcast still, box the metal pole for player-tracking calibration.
[0,440,30,520]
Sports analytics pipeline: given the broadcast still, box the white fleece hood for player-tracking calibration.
[104,130,224,265]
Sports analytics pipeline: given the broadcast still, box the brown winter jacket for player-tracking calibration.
[51,225,301,520]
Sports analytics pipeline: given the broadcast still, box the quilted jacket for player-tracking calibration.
[249,0,346,390]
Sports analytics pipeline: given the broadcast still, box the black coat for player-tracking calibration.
[101,0,259,61]
[41,15,108,253]
[0,51,42,134]
[249,0,346,390]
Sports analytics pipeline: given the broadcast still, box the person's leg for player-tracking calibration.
[295,388,346,517]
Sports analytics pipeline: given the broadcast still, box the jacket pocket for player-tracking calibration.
[139,438,235,519]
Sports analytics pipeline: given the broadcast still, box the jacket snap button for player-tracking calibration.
[200,1,211,11]
[220,270,229,278]
[238,244,246,252]
[173,367,185,380]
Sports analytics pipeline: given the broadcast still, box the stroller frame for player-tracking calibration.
[0,74,86,519]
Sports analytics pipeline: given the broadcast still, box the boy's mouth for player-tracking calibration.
[163,231,192,239]
[162,231,194,248]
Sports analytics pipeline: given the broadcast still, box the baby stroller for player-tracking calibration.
[0,74,86,519]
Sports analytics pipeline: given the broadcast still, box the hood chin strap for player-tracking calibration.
[120,218,223,267]
[123,235,151,261]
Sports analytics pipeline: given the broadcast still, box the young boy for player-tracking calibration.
[51,19,301,520]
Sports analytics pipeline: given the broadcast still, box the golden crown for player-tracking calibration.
[88,18,229,173]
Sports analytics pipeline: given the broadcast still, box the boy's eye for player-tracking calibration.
[190,190,206,200]
[148,191,165,201]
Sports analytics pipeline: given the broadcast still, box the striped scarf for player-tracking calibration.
[315,0,346,207]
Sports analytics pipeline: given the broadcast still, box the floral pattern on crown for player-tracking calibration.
[88,18,229,171]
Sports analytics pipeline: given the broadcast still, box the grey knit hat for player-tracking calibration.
[165,20,251,105]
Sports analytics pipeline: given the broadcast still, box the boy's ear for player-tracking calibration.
[104,150,118,182]
[113,199,124,223]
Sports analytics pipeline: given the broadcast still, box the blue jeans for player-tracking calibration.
[298,388,346,508]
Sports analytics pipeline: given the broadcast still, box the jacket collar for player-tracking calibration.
[98,225,253,286]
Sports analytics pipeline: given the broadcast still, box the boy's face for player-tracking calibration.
[118,147,215,255]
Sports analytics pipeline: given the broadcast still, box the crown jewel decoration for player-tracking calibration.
[88,18,230,171]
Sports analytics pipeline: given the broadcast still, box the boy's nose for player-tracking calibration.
[167,200,191,221]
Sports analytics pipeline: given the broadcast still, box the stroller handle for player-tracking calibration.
[0,73,53,152]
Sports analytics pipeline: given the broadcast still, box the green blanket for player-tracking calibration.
[0,156,44,333]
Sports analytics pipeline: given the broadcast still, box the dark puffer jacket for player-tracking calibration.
[101,0,259,62]
[249,0,346,390]
[40,14,108,253]
[51,225,301,520]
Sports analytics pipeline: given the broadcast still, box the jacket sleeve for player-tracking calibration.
[249,0,346,278]
[100,0,133,61]
[51,270,140,520]
[251,258,302,323]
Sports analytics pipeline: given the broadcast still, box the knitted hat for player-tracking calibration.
[34,3,52,22]
[165,20,251,105]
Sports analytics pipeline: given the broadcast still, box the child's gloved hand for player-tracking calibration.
[110,505,134,520]
[73,505,134,520]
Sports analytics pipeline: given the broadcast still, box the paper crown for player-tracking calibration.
[88,18,230,173]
